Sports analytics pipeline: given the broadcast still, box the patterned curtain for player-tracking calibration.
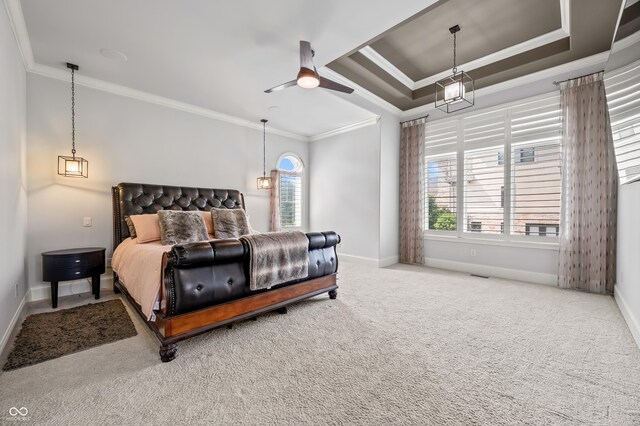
[269,169,281,232]
[399,118,426,265]
[558,72,618,294]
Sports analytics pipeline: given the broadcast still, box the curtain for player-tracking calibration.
[269,169,281,232]
[558,72,618,294]
[399,118,426,265]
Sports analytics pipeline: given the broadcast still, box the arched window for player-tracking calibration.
[277,154,303,228]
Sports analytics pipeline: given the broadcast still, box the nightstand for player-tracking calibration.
[42,247,106,308]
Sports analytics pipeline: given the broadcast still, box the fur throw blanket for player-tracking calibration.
[240,231,309,290]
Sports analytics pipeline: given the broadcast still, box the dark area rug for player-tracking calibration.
[3,299,137,371]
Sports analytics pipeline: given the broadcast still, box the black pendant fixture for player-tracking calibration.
[435,25,475,113]
[58,63,88,178]
[257,119,272,189]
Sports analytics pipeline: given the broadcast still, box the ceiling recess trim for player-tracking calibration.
[320,67,403,115]
[358,0,571,91]
[399,51,610,120]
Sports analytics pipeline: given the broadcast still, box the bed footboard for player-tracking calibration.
[162,231,340,316]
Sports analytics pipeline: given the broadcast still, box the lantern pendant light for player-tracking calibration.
[257,119,272,189]
[58,63,88,177]
[435,25,474,113]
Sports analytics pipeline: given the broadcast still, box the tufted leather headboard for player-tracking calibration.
[112,182,245,249]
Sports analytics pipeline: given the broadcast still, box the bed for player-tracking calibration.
[112,182,339,362]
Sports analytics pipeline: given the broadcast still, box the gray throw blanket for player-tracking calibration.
[240,231,309,291]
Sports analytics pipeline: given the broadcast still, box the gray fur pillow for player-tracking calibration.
[211,208,251,239]
[124,216,137,239]
[157,210,209,246]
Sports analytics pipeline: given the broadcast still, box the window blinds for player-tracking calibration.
[605,62,640,185]
[425,120,458,231]
[279,173,302,227]
[509,96,562,236]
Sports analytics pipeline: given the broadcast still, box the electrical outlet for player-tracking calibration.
[106,258,112,268]
[83,217,92,227]
[470,249,477,257]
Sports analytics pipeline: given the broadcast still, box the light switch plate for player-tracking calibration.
[83,217,92,227]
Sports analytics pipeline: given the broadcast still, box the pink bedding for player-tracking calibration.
[112,238,172,320]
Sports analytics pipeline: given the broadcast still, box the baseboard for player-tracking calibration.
[379,255,399,268]
[424,257,558,286]
[28,275,114,302]
[614,284,640,351]
[340,254,399,268]
[0,291,28,356]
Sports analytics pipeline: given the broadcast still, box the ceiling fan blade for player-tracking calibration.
[300,40,314,70]
[264,80,297,93]
[318,76,354,94]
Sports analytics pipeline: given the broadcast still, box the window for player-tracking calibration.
[424,93,562,241]
[605,61,640,185]
[278,154,303,228]
[463,110,506,234]
[425,120,458,231]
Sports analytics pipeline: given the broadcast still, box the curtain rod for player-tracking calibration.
[553,70,604,86]
[400,114,429,125]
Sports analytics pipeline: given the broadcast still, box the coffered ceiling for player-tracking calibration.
[328,0,623,111]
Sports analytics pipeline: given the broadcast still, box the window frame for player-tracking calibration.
[277,153,305,230]
[423,92,561,247]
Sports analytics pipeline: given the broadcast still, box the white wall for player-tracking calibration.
[309,123,381,261]
[26,73,309,294]
[616,182,640,347]
[378,111,400,264]
[0,3,28,352]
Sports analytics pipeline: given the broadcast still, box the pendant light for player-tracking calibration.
[435,25,474,113]
[257,119,272,189]
[58,63,88,178]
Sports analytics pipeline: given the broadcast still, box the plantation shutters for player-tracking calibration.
[425,120,458,231]
[509,95,562,236]
[605,62,640,185]
[279,172,302,227]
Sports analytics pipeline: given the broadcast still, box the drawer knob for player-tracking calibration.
[75,260,80,263]
[75,272,81,275]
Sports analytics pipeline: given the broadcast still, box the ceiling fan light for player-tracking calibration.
[296,68,320,89]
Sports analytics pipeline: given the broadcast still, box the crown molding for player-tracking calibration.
[29,63,309,141]
[359,46,415,89]
[309,116,380,142]
[399,51,610,120]
[3,0,33,68]
[5,0,386,143]
[612,30,640,53]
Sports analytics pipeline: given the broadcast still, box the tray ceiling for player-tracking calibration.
[328,0,623,111]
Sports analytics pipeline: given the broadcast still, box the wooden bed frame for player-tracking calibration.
[112,183,339,362]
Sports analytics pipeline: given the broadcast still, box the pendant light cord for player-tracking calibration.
[452,31,457,74]
[71,67,76,158]
[262,120,266,177]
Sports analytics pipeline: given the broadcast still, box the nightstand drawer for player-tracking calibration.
[50,253,102,268]
[47,266,93,281]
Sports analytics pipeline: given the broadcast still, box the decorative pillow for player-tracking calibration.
[158,210,209,246]
[198,210,215,235]
[129,214,161,244]
[211,208,251,239]
[124,216,137,239]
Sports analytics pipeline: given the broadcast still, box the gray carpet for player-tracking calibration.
[0,262,639,425]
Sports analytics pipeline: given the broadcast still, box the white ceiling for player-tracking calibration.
[19,0,437,137]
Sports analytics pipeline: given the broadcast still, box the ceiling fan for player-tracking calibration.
[265,41,354,94]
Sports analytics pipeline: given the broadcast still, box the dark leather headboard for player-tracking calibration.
[112,182,245,249]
